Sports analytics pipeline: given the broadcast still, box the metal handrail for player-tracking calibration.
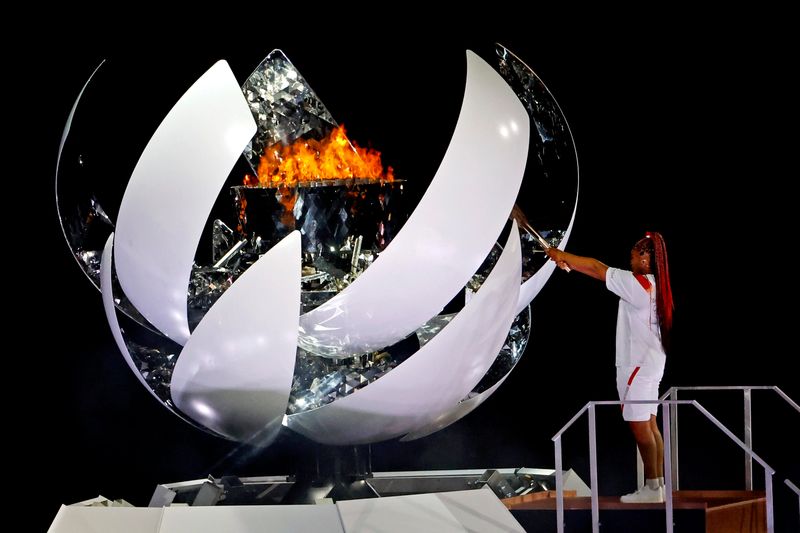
[660,386,798,490]
[785,479,800,518]
[552,399,776,533]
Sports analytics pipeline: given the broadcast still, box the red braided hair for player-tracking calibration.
[642,231,673,349]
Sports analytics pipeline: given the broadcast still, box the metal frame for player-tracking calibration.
[552,399,776,533]
[660,386,799,491]
[784,479,800,517]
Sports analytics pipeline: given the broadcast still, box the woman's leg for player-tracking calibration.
[628,419,659,480]
[649,414,664,479]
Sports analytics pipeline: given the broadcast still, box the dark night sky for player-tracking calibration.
[16,11,798,531]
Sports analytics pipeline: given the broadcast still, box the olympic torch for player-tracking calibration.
[510,204,571,272]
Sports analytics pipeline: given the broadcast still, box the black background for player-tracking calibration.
[16,11,798,531]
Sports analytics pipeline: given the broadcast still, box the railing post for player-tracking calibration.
[588,403,599,533]
[765,469,774,533]
[662,401,674,533]
[636,448,644,490]
[555,437,565,533]
[743,388,753,490]
[669,388,679,490]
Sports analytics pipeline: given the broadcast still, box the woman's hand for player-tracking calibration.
[546,248,562,261]
[546,248,571,271]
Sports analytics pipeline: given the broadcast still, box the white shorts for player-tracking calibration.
[617,365,663,422]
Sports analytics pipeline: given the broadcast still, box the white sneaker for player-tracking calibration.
[620,485,664,503]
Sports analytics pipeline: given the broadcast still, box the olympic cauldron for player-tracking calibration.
[56,46,578,447]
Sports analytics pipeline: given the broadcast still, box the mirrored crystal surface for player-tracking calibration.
[493,43,577,241]
[415,314,456,347]
[241,50,338,174]
[288,347,401,414]
[231,181,407,315]
[520,227,567,282]
[211,220,235,263]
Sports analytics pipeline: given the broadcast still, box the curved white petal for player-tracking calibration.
[400,342,524,442]
[100,233,165,405]
[399,378,507,442]
[170,232,301,444]
[286,223,522,444]
[114,60,256,344]
[299,51,529,356]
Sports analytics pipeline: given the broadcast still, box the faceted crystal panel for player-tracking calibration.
[231,181,408,314]
[241,50,338,174]
[288,348,401,414]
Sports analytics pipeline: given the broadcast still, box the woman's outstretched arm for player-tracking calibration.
[546,248,609,281]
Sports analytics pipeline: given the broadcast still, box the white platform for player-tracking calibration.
[48,487,524,533]
[338,487,525,533]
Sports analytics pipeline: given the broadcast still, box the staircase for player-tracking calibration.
[541,386,799,533]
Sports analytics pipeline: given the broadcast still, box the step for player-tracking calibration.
[506,490,766,533]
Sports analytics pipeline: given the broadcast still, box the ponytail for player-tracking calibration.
[645,231,673,349]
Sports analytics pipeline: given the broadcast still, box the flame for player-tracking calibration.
[245,125,394,186]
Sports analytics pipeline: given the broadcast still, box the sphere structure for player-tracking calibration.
[56,45,578,447]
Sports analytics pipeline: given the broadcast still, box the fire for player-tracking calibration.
[244,125,394,186]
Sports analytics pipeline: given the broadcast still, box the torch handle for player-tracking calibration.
[528,226,572,273]
[511,205,571,272]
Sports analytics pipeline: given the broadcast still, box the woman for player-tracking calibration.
[546,232,673,503]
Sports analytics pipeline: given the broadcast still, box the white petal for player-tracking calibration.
[114,60,256,344]
[171,232,301,444]
[299,51,529,356]
[286,223,521,444]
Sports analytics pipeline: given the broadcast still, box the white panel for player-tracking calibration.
[100,234,165,405]
[401,306,531,441]
[114,60,256,344]
[337,493,465,533]
[159,505,344,533]
[405,224,576,441]
[299,50,529,356]
[47,506,163,533]
[436,487,526,532]
[399,372,510,442]
[407,43,583,434]
[171,232,301,443]
[286,224,521,444]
